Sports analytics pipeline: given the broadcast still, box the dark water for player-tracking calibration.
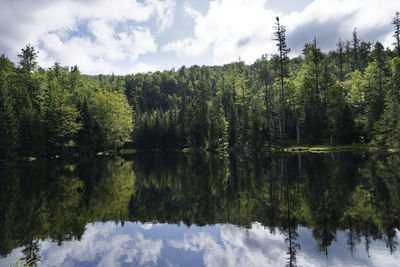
[0,152,399,267]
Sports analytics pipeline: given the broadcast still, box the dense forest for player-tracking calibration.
[1,13,400,158]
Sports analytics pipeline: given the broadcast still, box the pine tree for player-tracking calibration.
[337,39,345,81]
[352,28,360,71]
[208,98,227,150]
[0,79,19,157]
[188,78,209,149]
[249,95,264,149]
[38,65,83,155]
[363,61,387,139]
[296,39,329,142]
[18,44,38,73]
[393,11,400,57]
[359,41,372,71]
[273,17,290,138]
[374,57,400,147]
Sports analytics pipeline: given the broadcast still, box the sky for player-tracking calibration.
[0,0,398,74]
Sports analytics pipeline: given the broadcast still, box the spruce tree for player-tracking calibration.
[18,44,38,73]
[352,28,360,71]
[273,17,290,138]
[188,78,209,149]
[336,39,345,81]
[393,11,400,57]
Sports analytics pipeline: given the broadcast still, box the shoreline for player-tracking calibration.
[1,144,396,162]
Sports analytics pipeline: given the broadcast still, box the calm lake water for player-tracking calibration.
[0,152,399,267]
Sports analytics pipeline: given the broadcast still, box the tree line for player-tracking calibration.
[1,12,400,157]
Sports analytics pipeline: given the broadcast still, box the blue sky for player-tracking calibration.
[0,0,398,74]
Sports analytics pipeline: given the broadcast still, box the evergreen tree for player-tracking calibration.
[296,39,328,142]
[273,17,291,138]
[337,39,345,81]
[18,45,38,73]
[359,41,372,71]
[352,28,360,71]
[342,69,367,139]
[344,41,353,74]
[0,77,19,156]
[208,98,227,150]
[393,11,400,57]
[188,78,209,149]
[0,55,19,157]
[38,68,82,155]
[249,95,264,149]
[258,55,273,143]
[362,45,389,139]
[374,57,400,147]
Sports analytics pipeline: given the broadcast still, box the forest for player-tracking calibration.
[1,12,400,158]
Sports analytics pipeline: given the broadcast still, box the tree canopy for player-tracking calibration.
[1,12,400,158]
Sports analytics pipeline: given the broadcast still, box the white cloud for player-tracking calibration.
[151,0,176,31]
[36,24,157,74]
[184,1,202,19]
[39,222,164,267]
[283,0,399,52]
[162,0,398,65]
[130,62,159,74]
[0,0,175,74]
[1,0,398,74]
[162,0,276,64]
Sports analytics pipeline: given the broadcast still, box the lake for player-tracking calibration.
[0,152,399,266]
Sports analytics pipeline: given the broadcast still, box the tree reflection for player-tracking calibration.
[0,157,135,257]
[0,152,400,264]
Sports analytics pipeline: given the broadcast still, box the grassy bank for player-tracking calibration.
[280,144,378,153]
[18,144,389,161]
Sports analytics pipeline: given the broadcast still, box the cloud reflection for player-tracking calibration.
[2,222,399,266]
[169,223,287,267]
[39,222,163,267]
[169,223,400,267]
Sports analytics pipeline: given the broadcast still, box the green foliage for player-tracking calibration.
[248,95,264,149]
[0,74,19,156]
[0,157,135,257]
[295,43,330,142]
[374,57,400,147]
[0,50,134,157]
[208,98,227,150]
[188,78,209,149]
[88,91,133,151]
[2,19,400,158]
[38,74,82,154]
[18,45,38,73]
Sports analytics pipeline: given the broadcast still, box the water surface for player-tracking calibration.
[0,152,399,266]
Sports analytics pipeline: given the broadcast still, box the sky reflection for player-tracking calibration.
[1,222,399,267]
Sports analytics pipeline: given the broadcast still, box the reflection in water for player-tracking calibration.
[0,152,399,266]
[39,223,164,266]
